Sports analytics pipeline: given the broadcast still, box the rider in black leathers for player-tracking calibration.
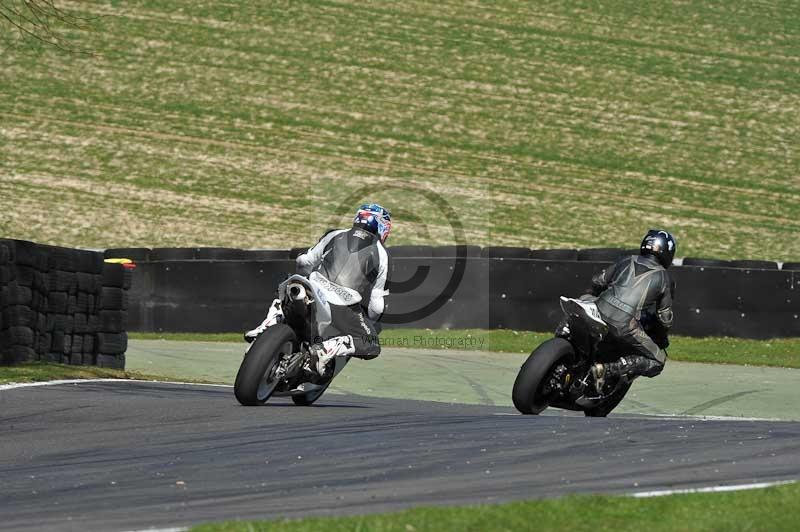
[589,230,676,389]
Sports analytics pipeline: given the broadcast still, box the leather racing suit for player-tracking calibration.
[296,226,389,359]
[591,254,674,378]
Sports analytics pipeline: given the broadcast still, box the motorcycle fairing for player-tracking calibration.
[309,270,362,307]
[278,273,333,337]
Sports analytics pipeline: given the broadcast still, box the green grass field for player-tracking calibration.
[2,1,799,260]
[193,481,800,532]
[130,329,800,368]
[0,361,173,385]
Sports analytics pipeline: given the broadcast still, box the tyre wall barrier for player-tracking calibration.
[112,246,798,339]
[0,239,131,367]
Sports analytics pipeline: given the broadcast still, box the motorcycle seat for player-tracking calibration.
[559,296,609,339]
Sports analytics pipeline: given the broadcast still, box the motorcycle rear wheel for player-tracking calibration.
[583,380,632,417]
[512,338,574,415]
[234,324,297,406]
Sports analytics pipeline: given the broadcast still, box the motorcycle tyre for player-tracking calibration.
[234,324,296,406]
[512,338,574,415]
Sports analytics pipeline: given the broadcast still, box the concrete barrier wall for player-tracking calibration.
[490,259,798,338]
[1,239,130,367]
[113,247,799,339]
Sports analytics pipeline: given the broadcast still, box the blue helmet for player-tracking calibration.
[640,229,676,268]
[353,203,392,243]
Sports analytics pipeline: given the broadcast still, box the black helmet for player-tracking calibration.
[640,229,676,268]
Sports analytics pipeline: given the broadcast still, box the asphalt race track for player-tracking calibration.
[1,381,799,532]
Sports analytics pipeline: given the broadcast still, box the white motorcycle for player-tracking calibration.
[234,274,349,406]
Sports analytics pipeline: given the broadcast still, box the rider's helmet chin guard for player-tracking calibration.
[640,229,676,268]
[353,203,392,243]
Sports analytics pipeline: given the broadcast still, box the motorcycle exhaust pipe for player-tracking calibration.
[288,283,307,301]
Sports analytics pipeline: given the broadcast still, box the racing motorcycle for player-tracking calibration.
[512,296,653,417]
[234,274,349,406]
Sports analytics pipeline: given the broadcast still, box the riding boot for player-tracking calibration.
[244,299,284,343]
[592,355,662,392]
[308,335,355,379]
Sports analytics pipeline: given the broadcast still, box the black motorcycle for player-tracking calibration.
[234,274,349,406]
[512,296,660,417]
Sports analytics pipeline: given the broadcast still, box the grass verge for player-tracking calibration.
[192,482,800,532]
[129,329,800,369]
[0,362,210,385]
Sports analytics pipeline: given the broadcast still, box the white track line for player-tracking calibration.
[638,413,788,423]
[112,482,799,531]
[0,378,232,391]
[631,480,797,498]
[492,412,791,422]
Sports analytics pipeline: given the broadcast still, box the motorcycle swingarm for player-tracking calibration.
[572,378,633,408]
[574,395,608,408]
[273,382,328,397]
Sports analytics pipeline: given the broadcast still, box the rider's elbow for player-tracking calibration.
[657,307,674,329]
[368,299,385,321]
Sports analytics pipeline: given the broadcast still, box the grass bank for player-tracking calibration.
[0,362,204,385]
[193,481,800,532]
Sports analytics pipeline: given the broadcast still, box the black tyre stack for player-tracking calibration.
[1,240,48,364]
[0,239,132,368]
[95,261,132,369]
[45,246,88,365]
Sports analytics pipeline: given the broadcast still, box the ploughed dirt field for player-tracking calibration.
[1,1,799,259]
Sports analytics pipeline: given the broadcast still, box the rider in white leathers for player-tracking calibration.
[245,203,391,377]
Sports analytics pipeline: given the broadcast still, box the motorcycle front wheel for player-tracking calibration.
[234,324,297,406]
[512,337,574,415]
